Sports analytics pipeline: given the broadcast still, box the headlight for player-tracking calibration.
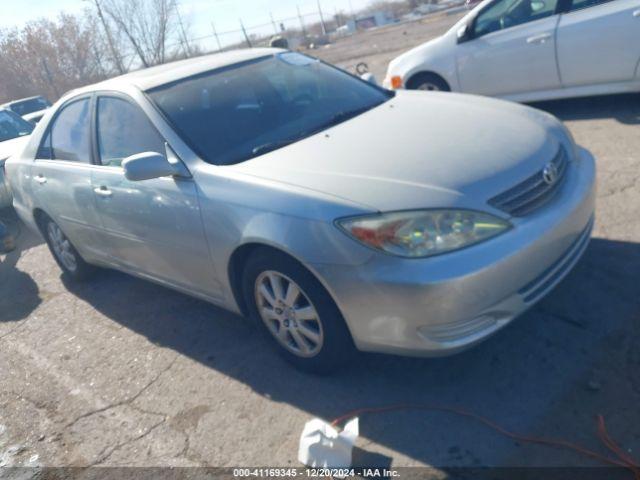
[336,209,511,258]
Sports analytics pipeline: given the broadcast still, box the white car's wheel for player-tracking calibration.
[408,73,450,92]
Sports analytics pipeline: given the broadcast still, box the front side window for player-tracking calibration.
[96,97,165,167]
[147,53,393,165]
[568,0,613,12]
[40,98,91,162]
[474,0,559,37]
[0,109,34,142]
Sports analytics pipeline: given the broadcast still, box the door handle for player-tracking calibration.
[527,33,552,44]
[94,186,113,197]
[34,175,47,184]
[633,9,640,17]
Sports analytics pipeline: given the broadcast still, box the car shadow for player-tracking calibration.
[530,93,640,125]
[0,208,43,323]
[59,235,640,468]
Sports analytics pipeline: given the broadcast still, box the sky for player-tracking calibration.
[0,0,379,44]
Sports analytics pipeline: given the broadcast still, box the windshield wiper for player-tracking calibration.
[321,105,377,129]
[252,138,300,156]
[250,104,382,158]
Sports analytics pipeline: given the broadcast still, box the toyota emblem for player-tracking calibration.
[542,163,559,186]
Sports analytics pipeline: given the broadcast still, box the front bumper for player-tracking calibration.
[311,147,596,356]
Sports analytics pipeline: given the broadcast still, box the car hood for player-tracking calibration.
[232,91,567,214]
[0,136,30,164]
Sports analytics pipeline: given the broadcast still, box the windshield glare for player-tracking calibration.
[0,109,34,143]
[148,53,392,165]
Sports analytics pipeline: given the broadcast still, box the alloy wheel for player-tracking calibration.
[47,222,77,272]
[254,271,324,357]
[417,82,441,91]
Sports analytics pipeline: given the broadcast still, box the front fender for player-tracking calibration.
[386,32,461,90]
[194,167,374,311]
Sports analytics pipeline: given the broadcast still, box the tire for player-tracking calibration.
[41,216,95,281]
[407,72,450,92]
[242,248,355,374]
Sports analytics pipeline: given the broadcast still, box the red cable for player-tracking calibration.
[596,415,640,477]
[331,404,640,480]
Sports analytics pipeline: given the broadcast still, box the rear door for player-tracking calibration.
[32,95,107,262]
[556,0,640,87]
[456,0,562,96]
[90,94,218,297]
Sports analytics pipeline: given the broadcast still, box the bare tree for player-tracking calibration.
[0,13,105,103]
[86,0,126,74]
[96,0,189,68]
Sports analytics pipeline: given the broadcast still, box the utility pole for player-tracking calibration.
[211,22,222,51]
[317,0,327,35]
[269,12,278,35]
[176,4,192,57]
[296,5,307,39]
[89,0,125,74]
[240,19,252,48]
[41,58,60,98]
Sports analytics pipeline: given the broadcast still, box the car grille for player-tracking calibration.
[489,147,569,216]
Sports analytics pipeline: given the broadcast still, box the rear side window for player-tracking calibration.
[39,98,91,162]
[96,96,165,167]
[568,0,613,12]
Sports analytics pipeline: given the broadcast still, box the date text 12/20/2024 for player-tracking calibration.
[233,468,400,477]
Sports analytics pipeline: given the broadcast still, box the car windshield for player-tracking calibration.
[9,97,50,116]
[0,109,34,142]
[147,53,393,165]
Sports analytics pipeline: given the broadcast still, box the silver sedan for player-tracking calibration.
[6,49,596,373]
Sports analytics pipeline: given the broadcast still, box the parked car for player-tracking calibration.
[0,109,33,209]
[384,0,640,102]
[7,49,595,372]
[1,95,52,124]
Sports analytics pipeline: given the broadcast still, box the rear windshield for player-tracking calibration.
[147,53,392,165]
[9,97,50,116]
[0,109,34,142]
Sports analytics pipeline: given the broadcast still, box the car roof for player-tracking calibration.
[76,48,285,95]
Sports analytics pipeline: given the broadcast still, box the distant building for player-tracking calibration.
[345,11,395,33]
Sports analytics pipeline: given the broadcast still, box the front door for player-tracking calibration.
[90,94,219,298]
[557,0,640,87]
[456,0,562,96]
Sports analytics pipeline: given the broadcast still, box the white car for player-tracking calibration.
[0,109,33,208]
[1,96,52,124]
[384,0,640,102]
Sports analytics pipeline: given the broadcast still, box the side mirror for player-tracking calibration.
[122,152,178,181]
[457,24,472,43]
[360,72,378,85]
[531,0,546,12]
